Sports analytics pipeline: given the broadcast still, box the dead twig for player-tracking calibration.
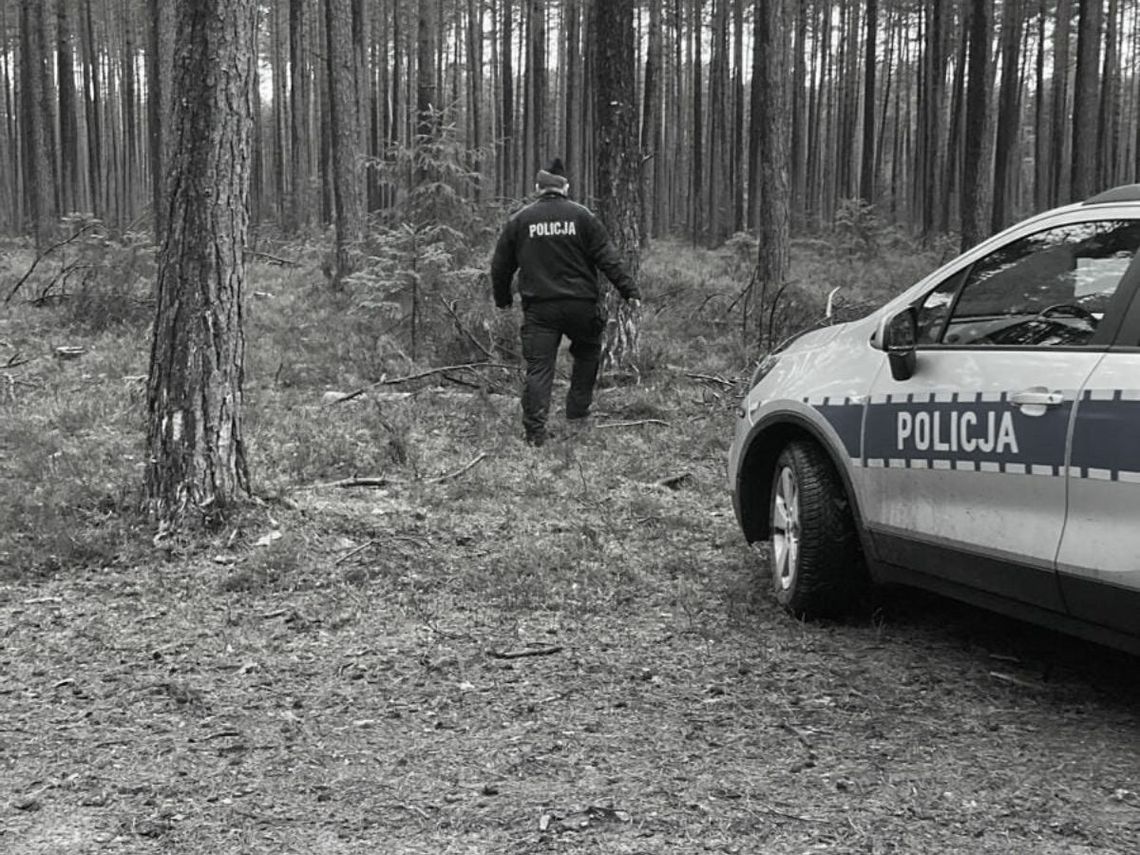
[989,671,1044,691]
[331,362,520,405]
[425,451,488,484]
[487,645,564,660]
[334,540,378,565]
[749,802,832,824]
[5,223,99,304]
[595,419,670,429]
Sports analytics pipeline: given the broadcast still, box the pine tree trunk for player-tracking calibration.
[327,0,362,277]
[920,0,945,238]
[287,0,309,230]
[526,0,546,179]
[564,0,580,183]
[147,0,174,240]
[19,0,52,247]
[1096,0,1119,189]
[58,0,80,218]
[145,0,256,530]
[641,0,662,244]
[992,0,1025,233]
[961,0,990,250]
[756,0,790,347]
[83,0,103,220]
[859,0,877,203]
[466,0,483,201]
[591,0,642,374]
[500,0,514,199]
[122,2,139,222]
[1071,0,1102,200]
[690,0,703,242]
[1049,0,1072,205]
[731,0,744,232]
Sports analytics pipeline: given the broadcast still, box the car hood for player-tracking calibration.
[778,320,855,355]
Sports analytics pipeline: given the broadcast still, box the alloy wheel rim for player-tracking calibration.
[772,465,800,591]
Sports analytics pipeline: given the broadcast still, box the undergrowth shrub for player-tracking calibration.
[5,217,155,334]
[0,384,146,577]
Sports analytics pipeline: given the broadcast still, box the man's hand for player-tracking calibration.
[627,298,641,311]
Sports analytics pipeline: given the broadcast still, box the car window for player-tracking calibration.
[916,220,1140,347]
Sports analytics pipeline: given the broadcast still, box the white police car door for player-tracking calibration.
[861,218,1140,610]
[1056,320,1140,637]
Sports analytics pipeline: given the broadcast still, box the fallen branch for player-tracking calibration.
[655,472,693,490]
[245,249,301,267]
[595,419,670,429]
[425,451,488,484]
[5,223,99,304]
[331,361,520,405]
[682,370,734,388]
[299,476,399,490]
[439,296,496,361]
[487,645,564,660]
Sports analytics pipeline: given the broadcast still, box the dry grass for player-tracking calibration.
[1,236,1138,854]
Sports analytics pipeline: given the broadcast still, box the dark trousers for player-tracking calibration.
[520,298,603,439]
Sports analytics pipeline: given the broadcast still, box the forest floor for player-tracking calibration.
[2,239,1139,853]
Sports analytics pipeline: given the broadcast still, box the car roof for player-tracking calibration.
[1082,184,1140,205]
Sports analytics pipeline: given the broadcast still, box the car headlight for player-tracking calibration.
[748,353,780,389]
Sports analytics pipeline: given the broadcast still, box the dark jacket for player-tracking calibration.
[491,193,640,308]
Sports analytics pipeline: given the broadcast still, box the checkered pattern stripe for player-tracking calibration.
[807,390,1140,482]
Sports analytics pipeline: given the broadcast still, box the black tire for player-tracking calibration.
[768,439,865,618]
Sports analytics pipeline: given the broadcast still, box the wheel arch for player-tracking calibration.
[735,413,870,553]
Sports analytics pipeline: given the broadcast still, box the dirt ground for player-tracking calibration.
[2,381,1139,854]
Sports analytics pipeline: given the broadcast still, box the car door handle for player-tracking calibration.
[1010,388,1064,408]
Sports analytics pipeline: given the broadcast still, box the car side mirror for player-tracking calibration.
[875,307,918,381]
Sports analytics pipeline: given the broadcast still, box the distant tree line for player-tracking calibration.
[2,0,1139,252]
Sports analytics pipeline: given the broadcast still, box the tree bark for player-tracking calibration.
[82,0,103,219]
[58,0,80,218]
[499,0,514,198]
[147,0,174,240]
[1096,0,1119,190]
[961,0,991,250]
[525,0,546,180]
[1049,0,1072,205]
[690,0,704,242]
[992,0,1025,232]
[1070,0,1101,200]
[920,0,946,238]
[591,0,642,373]
[641,0,662,244]
[145,0,257,529]
[287,0,308,230]
[326,0,362,278]
[756,0,790,347]
[19,0,53,247]
[859,0,877,203]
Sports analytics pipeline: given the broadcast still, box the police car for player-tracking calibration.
[729,185,1140,653]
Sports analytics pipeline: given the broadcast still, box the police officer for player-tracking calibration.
[491,158,641,446]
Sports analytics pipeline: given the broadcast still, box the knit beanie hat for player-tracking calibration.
[535,158,569,195]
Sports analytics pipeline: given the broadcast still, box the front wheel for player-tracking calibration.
[769,440,865,618]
